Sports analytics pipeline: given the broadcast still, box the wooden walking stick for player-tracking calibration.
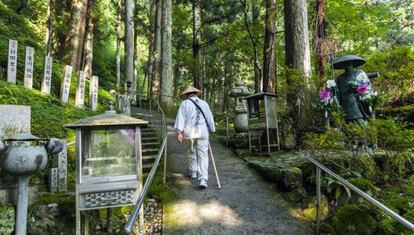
[208,143,221,189]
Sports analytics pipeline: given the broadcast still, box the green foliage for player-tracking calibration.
[331,204,377,235]
[0,205,15,235]
[364,46,414,103]
[303,128,346,150]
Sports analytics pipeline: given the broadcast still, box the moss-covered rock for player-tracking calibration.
[331,204,377,235]
[281,167,303,190]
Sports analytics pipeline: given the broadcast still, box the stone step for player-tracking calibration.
[142,132,157,138]
[142,137,159,143]
[142,142,160,148]
[142,148,159,155]
[142,155,157,164]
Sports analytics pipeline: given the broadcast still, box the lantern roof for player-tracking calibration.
[3,133,45,141]
[64,110,148,129]
[244,92,277,99]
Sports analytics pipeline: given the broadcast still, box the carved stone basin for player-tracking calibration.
[1,133,48,175]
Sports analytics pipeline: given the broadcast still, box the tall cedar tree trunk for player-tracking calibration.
[62,0,89,71]
[262,0,277,93]
[146,0,156,97]
[284,0,313,141]
[315,0,327,78]
[152,0,162,97]
[45,0,53,55]
[160,0,174,105]
[83,0,94,78]
[115,0,121,90]
[241,0,262,92]
[124,0,135,93]
[192,0,202,91]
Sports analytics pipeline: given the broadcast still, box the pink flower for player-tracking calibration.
[319,89,331,102]
[357,83,370,94]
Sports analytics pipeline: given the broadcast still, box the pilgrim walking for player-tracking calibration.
[174,86,216,189]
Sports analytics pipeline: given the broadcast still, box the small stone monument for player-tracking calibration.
[75,71,86,107]
[89,75,99,111]
[60,65,73,103]
[24,46,34,89]
[41,56,53,95]
[7,39,18,84]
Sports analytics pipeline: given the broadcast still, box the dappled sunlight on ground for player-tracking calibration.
[170,199,243,228]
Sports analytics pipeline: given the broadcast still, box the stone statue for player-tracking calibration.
[229,81,252,133]
[332,55,374,124]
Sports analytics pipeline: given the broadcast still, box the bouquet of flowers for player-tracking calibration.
[352,71,379,106]
[314,86,340,113]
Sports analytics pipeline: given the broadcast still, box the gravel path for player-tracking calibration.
[163,125,312,235]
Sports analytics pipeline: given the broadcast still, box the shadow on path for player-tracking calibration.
[163,125,312,235]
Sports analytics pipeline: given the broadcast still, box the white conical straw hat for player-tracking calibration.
[180,86,202,99]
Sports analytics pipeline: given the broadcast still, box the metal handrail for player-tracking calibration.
[306,155,414,234]
[124,135,167,234]
[122,92,169,234]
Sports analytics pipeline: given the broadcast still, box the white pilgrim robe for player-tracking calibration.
[174,95,215,181]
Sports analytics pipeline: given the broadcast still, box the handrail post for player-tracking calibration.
[149,99,152,124]
[163,140,167,185]
[316,166,321,235]
[226,112,229,147]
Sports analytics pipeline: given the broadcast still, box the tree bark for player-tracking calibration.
[152,0,162,98]
[45,0,53,55]
[192,0,203,91]
[284,0,313,141]
[146,0,156,97]
[160,0,174,105]
[315,0,327,78]
[240,0,262,93]
[115,0,121,90]
[62,0,89,71]
[124,0,135,94]
[83,0,94,78]
[262,0,277,93]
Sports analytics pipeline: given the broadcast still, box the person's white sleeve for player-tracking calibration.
[174,102,186,132]
[206,104,216,133]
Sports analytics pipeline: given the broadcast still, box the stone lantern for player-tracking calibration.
[229,81,252,133]
[0,134,63,235]
[64,104,147,235]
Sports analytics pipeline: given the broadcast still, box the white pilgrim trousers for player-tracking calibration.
[187,138,209,181]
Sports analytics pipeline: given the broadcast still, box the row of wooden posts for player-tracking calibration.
[5,39,99,111]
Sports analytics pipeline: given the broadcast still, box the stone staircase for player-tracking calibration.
[132,111,161,178]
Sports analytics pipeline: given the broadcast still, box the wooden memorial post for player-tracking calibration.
[60,65,73,103]
[89,75,99,111]
[7,39,18,84]
[41,56,53,95]
[24,46,34,89]
[75,71,86,107]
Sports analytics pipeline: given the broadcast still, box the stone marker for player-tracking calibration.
[41,56,53,95]
[49,168,58,193]
[7,39,18,84]
[89,75,99,111]
[0,105,30,139]
[23,46,34,89]
[57,140,67,192]
[75,71,86,107]
[60,65,72,103]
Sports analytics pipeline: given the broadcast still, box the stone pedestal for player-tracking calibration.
[0,105,32,204]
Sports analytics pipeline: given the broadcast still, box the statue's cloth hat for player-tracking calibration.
[333,55,366,69]
[180,86,202,99]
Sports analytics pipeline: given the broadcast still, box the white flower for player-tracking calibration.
[326,80,336,88]
[356,72,369,84]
